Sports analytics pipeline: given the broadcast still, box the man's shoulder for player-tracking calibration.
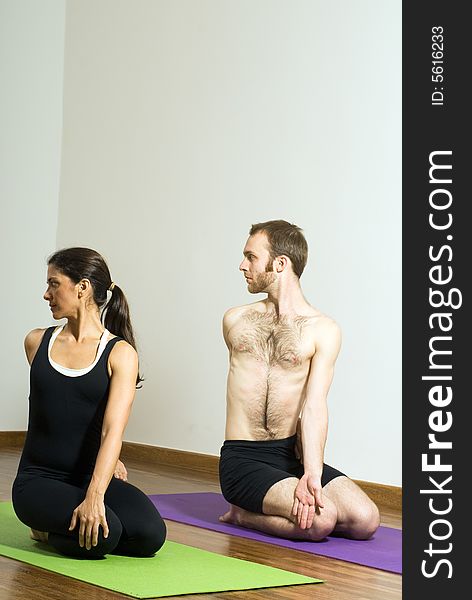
[223,303,262,345]
[300,306,341,343]
[311,311,339,329]
[299,304,339,327]
[309,313,342,356]
[223,301,265,324]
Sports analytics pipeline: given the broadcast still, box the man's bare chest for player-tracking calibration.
[230,311,314,368]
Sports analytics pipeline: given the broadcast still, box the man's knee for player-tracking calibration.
[304,505,337,541]
[347,500,380,540]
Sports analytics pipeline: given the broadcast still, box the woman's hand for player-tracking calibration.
[69,493,109,550]
[114,459,128,481]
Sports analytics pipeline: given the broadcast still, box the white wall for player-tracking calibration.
[0,0,65,428]
[57,0,401,485]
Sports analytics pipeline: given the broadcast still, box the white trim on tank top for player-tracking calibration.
[48,324,110,377]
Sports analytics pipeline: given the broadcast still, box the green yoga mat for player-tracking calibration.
[0,503,321,598]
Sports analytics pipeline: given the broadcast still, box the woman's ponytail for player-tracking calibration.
[103,284,144,386]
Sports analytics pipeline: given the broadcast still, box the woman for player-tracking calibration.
[12,248,166,558]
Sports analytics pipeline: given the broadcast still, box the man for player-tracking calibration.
[218,220,380,540]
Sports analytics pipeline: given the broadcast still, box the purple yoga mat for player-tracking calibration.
[149,492,402,574]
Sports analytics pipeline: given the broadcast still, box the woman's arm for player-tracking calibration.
[69,341,138,550]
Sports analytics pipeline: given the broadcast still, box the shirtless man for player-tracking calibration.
[219,220,380,540]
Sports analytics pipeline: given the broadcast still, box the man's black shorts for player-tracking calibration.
[219,435,346,514]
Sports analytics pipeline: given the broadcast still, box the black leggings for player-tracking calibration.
[12,474,166,559]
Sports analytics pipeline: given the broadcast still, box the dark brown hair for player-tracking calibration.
[47,247,143,386]
[249,220,308,278]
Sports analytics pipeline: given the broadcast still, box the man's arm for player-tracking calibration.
[292,318,341,529]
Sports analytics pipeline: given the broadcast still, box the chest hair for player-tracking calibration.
[234,310,310,367]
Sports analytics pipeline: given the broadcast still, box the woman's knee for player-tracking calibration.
[132,515,167,557]
[97,518,123,554]
[48,519,122,559]
[76,508,123,557]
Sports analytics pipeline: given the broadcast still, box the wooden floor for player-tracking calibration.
[0,446,402,599]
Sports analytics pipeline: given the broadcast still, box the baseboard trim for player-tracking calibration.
[352,479,401,511]
[0,431,26,446]
[121,441,402,510]
[0,433,401,510]
[121,441,219,476]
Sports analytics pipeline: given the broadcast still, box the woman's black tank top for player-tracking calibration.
[17,327,123,480]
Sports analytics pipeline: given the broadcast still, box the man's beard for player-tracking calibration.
[247,263,276,293]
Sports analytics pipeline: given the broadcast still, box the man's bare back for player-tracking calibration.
[224,300,333,441]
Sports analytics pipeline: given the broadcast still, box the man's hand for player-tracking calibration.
[291,473,324,529]
[114,459,128,481]
[69,493,109,550]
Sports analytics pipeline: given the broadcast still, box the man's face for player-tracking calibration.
[239,232,277,294]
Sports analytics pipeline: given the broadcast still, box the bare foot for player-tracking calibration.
[219,504,245,525]
[30,529,48,543]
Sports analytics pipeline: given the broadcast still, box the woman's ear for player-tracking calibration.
[77,278,91,298]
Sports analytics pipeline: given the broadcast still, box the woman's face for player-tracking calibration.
[43,265,80,320]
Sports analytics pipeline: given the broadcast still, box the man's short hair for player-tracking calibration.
[249,220,308,278]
